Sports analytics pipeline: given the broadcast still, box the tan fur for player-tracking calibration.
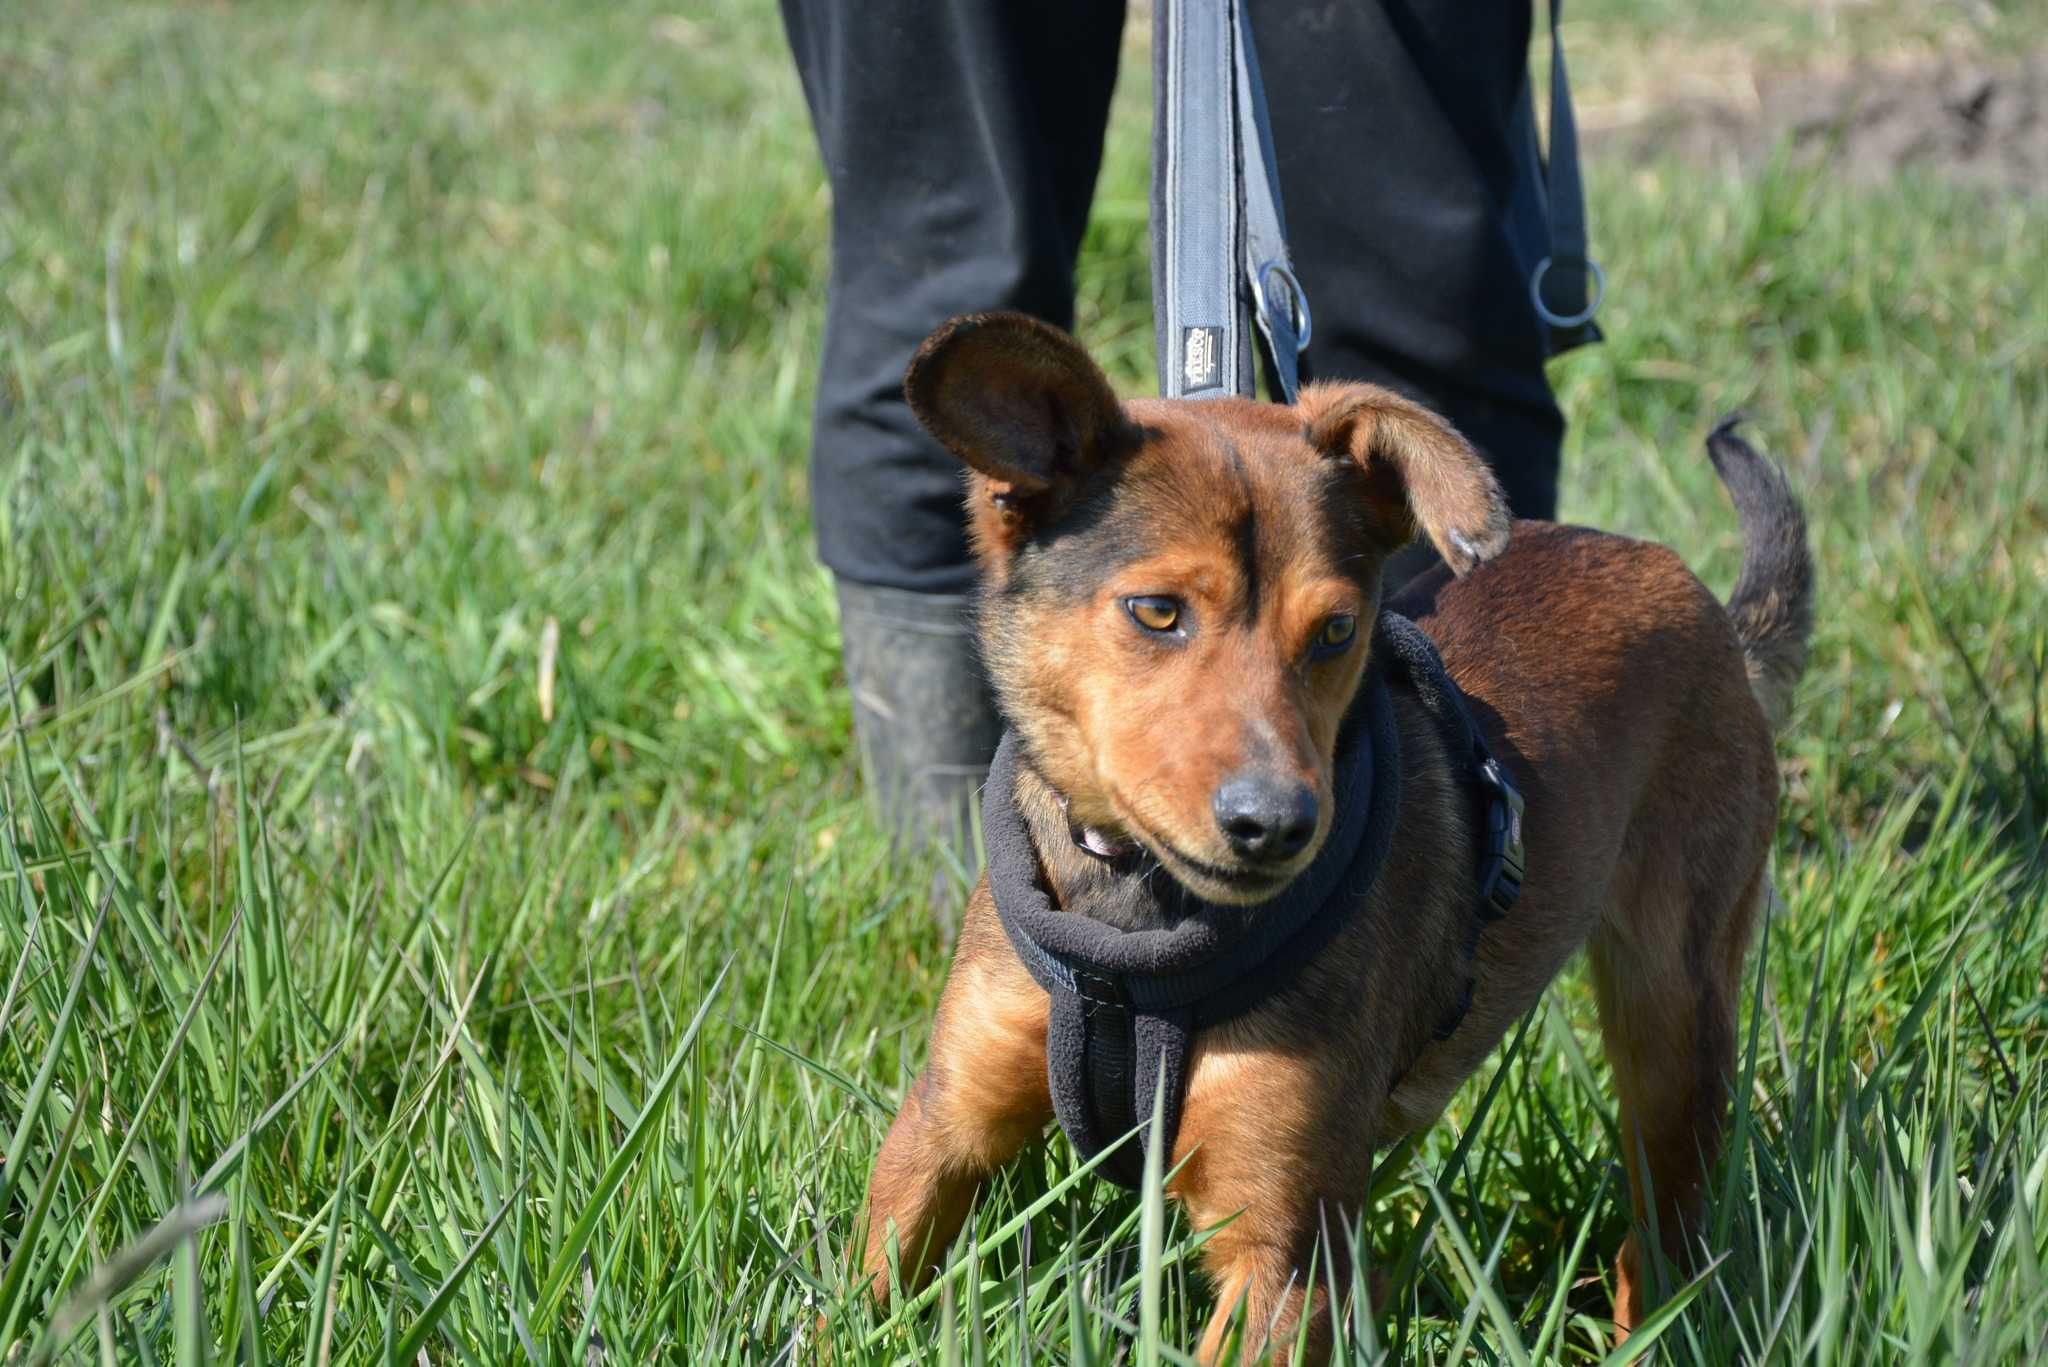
[862,315,1796,1361]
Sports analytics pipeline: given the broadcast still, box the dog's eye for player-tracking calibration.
[1312,613,1357,656]
[1125,596,1182,634]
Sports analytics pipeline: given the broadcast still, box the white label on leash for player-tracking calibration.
[1182,326,1221,392]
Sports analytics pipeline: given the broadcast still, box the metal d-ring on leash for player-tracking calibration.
[1153,0,1601,401]
[1531,255,1606,332]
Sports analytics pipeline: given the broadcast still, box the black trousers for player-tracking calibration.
[782,0,1567,596]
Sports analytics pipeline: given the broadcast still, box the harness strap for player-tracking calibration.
[1152,0,1308,403]
[1373,615,1527,1056]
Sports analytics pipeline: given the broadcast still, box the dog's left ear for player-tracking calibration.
[1298,383,1512,575]
[904,312,1128,497]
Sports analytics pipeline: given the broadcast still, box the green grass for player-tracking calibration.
[4,0,2046,1361]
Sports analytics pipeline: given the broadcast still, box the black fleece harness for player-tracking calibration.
[983,611,1526,1188]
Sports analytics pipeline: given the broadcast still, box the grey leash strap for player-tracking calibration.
[1234,1,1309,402]
[1529,0,1604,349]
[1152,0,1310,403]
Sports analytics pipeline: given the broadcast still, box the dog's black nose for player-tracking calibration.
[1213,775,1318,862]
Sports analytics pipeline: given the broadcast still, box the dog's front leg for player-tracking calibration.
[1174,1044,1373,1367]
[1191,1213,1361,1367]
[857,888,1051,1303]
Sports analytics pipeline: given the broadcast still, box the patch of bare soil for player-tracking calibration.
[1587,53,2047,195]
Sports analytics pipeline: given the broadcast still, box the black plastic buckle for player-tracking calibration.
[1474,756,1526,922]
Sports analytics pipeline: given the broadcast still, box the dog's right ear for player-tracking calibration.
[1298,382,1511,576]
[905,313,1129,525]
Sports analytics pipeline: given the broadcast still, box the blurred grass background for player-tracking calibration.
[3,0,2045,1360]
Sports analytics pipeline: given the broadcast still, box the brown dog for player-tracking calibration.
[854,312,1812,1361]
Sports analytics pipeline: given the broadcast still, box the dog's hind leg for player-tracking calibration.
[1588,853,1766,1335]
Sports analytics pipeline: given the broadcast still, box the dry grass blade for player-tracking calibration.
[25,1196,229,1367]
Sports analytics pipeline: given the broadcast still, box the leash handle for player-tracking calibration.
[1152,0,1309,403]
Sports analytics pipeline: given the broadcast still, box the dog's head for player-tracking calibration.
[907,313,1509,904]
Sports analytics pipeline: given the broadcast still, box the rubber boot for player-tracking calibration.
[834,580,1005,888]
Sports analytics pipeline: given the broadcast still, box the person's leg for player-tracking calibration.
[780,0,1128,862]
[1250,0,1567,525]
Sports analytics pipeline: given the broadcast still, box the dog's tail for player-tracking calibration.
[1706,416,1813,733]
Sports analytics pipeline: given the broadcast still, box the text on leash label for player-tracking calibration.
[1182,326,1221,391]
